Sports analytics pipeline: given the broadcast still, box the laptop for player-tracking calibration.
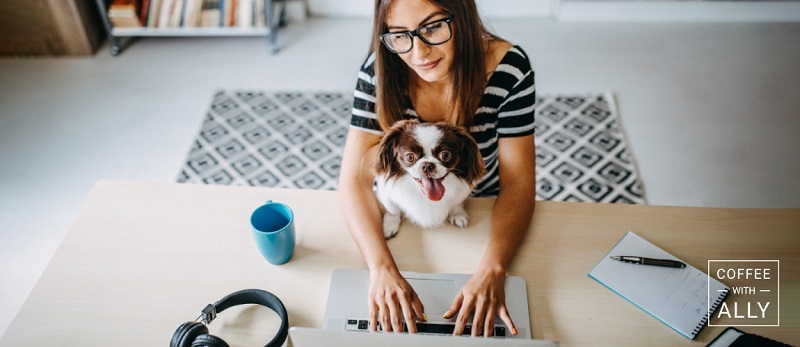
[290,327,559,347]
[323,268,533,339]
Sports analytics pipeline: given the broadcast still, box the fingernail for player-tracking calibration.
[443,311,450,319]
[422,313,428,322]
[512,328,518,336]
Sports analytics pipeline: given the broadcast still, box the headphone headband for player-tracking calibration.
[172,289,289,347]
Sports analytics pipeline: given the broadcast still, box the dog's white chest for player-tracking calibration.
[377,175,470,228]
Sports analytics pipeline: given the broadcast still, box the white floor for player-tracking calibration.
[1,18,799,337]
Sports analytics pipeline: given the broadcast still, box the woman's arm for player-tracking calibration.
[338,128,426,333]
[446,134,537,337]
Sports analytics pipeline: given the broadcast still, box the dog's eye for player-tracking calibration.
[438,150,451,162]
[404,153,417,163]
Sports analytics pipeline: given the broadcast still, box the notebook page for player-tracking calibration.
[588,231,729,339]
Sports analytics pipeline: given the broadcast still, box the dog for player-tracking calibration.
[373,119,486,239]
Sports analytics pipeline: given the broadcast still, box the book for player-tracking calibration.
[588,231,730,340]
[237,0,252,28]
[108,0,139,17]
[169,0,185,27]
[146,0,161,27]
[200,0,221,27]
[108,0,143,27]
[157,0,171,27]
[182,0,203,27]
[140,0,151,25]
[223,0,234,27]
[254,0,265,27]
[158,0,187,27]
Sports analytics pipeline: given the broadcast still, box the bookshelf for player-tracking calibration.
[94,0,285,55]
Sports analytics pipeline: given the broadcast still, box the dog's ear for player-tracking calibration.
[373,119,418,178]
[453,125,486,185]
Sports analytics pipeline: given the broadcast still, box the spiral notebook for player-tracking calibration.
[588,231,730,340]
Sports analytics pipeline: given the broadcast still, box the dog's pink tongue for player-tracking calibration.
[421,177,445,201]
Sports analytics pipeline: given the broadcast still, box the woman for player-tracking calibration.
[338,0,537,338]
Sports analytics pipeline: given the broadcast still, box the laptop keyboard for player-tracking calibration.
[345,318,507,337]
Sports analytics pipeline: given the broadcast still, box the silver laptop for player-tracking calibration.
[290,327,559,347]
[323,268,533,339]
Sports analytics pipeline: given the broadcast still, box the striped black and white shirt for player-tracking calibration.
[351,45,536,197]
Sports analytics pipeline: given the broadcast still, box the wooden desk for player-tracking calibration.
[1,181,798,346]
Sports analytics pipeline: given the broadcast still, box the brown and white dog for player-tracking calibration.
[373,119,486,238]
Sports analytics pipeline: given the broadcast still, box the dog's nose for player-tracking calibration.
[422,162,435,174]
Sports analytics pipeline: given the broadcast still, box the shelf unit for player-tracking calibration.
[93,0,285,55]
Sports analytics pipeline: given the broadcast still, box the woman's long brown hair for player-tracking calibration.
[371,0,499,131]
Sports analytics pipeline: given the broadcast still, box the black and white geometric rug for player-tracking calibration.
[177,90,646,204]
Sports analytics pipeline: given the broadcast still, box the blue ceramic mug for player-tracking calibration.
[250,200,295,265]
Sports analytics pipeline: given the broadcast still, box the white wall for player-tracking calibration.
[305,0,555,18]
[304,0,800,22]
[556,1,800,22]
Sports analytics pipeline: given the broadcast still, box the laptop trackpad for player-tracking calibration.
[406,278,455,317]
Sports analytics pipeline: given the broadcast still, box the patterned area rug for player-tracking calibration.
[177,90,646,204]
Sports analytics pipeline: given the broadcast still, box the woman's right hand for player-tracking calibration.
[368,268,426,333]
[339,129,425,332]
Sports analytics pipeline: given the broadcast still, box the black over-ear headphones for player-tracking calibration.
[170,289,288,347]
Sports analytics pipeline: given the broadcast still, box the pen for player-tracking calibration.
[610,256,686,268]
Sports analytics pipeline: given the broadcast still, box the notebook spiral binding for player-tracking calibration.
[693,288,731,336]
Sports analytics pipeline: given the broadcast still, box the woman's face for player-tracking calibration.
[386,0,455,84]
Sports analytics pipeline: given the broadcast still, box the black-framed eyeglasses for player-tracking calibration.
[380,16,454,54]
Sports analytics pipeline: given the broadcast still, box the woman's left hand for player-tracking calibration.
[444,266,517,337]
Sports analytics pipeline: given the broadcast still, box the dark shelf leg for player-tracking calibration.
[110,37,123,56]
[265,0,286,54]
[94,0,125,56]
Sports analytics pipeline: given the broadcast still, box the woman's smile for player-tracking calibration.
[415,59,441,71]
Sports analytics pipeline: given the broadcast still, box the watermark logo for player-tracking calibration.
[708,260,779,327]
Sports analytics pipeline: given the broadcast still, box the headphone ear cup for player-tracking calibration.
[190,334,230,347]
[171,322,209,347]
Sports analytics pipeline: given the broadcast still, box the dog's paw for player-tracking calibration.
[448,211,469,228]
[383,212,401,239]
